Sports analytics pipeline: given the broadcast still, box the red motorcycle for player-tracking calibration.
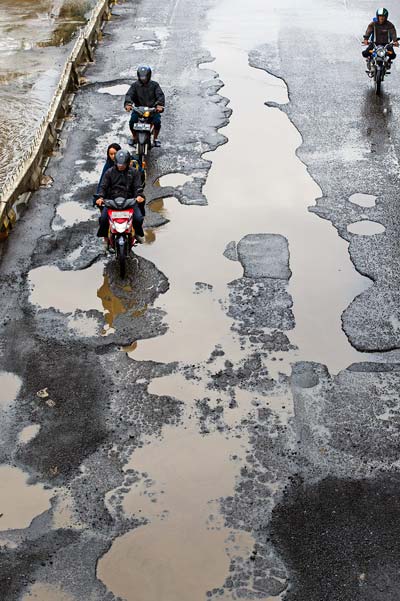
[104,197,137,278]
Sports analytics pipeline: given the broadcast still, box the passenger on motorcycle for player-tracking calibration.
[94,142,121,200]
[96,149,146,244]
[124,66,165,148]
[362,8,398,70]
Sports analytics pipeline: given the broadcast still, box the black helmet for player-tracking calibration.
[137,65,152,84]
[376,7,389,18]
[115,149,131,167]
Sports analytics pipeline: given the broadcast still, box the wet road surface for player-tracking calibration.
[1,0,400,599]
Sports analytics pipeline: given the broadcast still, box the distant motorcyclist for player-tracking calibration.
[362,8,398,70]
[124,66,165,148]
[96,149,146,244]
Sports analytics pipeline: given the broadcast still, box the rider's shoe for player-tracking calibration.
[153,140,161,148]
[135,235,145,244]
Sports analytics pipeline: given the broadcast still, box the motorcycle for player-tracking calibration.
[366,41,398,95]
[104,196,136,278]
[131,106,157,180]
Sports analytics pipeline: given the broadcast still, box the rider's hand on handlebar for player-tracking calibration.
[362,39,369,45]
[125,104,133,112]
[394,41,399,47]
[156,105,164,113]
[136,195,145,203]
[96,198,104,207]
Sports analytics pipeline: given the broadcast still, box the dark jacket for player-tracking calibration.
[98,165,144,200]
[124,80,165,108]
[364,20,397,44]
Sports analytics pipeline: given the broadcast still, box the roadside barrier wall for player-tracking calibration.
[0,0,117,238]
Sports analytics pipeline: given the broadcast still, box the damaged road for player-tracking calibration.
[1,0,400,600]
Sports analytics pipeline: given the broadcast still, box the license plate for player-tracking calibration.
[133,123,151,131]
[110,211,131,219]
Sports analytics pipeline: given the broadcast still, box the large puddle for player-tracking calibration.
[98,371,281,600]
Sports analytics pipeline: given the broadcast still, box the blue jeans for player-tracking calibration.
[129,111,161,133]
[97,204,145,238]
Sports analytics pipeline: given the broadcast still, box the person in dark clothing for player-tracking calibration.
[94,142,121,199]
[96,149,146,244]
[124,65,165,147]
[362,8,398,68]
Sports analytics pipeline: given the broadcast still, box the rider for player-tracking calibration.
[362,8,398,70]
[96,149,146,244]
[124,66,165,148]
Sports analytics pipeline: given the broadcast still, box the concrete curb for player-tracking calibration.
[0,0,117,239]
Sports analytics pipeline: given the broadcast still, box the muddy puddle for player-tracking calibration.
[22,582,74,601]
[0,371,22,408]
[0,464,53,530]
[18,424,41,444]
[52,200,97,231]
[349,193,377,208]
[347,220,386,235]
[98,84,130,96]
[98,371,282,600]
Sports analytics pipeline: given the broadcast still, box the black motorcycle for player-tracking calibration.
[131,106,157,179]
[366,41,398,95]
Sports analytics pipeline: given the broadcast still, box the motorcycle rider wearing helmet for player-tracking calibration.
[124,66,165,148]
[362,8,398,70]
[96,149,146,244]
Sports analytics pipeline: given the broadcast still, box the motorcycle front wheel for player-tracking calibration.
[375,67,382,95]
[116,238,127,279]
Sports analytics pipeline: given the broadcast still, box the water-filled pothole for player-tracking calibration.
[53,200,97,231]
[0,371,22,409]
[347,220,385,235]
[158,173,193,187]
[0,464,53,530]
[349,193,377,208]
[98,84,130,96]
[18,424,41,445]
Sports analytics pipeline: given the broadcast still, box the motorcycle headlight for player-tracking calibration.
[143,111,150,117]
[377,49,386,58]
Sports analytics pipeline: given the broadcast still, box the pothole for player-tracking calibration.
[0,464,53,530]
[52,200,97,231]
[18,424,41,445]
[0,371,22,409]
[98,371,263,601]
[347,220,385,235]
[21,583,75,601]
[130,39,160,50]
[28,263,105,314]
[98,84,131,96]
[158,173,193,187]
[349,193,377,208]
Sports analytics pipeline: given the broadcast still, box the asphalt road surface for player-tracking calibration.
[1,0,400,600]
